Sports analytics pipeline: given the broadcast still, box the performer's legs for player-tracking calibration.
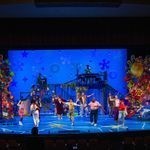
[90,110,94,125]
[54,107,57,115]
[77,106,80,115]
[118,111,122,124]
[85,107,88,117]
[80,104,84,117]
[94,110,98,126]
[122,112,125,126]
[69,112,71,121]
[33,112,40,127]
[108,106,111,117]
[110,106,114,117]
[57,113,62,119]
[122,111,125,126]
[57,114,61,119]
[70,112,74,125]
[118,111,125,126]
[37,112,40,127]
[19,116,23,125]
[114,107,119,124]
[33,114,36,126]
[60,114,62,119]
[20,117,23,122]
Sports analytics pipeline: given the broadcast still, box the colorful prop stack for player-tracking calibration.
[0,54,14,119]
[125,55,150,117]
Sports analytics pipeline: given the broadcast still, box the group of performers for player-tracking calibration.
[52,92,104,126]
[17,87,135,129]
[16,88,150,129]
[17,90,130,128]
[17,96,41,127]
[17,90,106,127]
[16,72,130,128]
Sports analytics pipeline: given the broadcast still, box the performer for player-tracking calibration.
[88,98,102,126]
[113,95,120,124]
[75,92,81,115]
[17,98,25,126]
[37,73,47,89]
[118,99,128,126]
[138,101,150,119]
[107,93,115,117]
[85,64,92,74]
[35,95,42,110]
[37,73,48,99]
[30,100,40,127]
[53,96,64,119]
[64,98,80,126]
[52,95,57,115]
[79,92,94,117]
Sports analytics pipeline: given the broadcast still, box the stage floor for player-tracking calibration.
[0,114,150,135]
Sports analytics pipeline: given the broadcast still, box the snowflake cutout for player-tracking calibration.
[99,59,110,70]
[12,61,24,71]
[60,56,70,65]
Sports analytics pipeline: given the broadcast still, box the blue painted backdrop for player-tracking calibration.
[8,49,127,101]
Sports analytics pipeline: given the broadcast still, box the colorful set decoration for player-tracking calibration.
[0,54,14,119]
[125,55,150,117]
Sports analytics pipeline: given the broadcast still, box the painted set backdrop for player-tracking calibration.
[8,49,127,102]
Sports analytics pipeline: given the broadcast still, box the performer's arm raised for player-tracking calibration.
[87,93,94,98]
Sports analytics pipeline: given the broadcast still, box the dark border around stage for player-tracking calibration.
[0,17,150,49]
[0,130,150,139]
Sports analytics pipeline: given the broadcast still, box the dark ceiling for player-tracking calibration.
[0,0,150,17]
[0,1,150,50]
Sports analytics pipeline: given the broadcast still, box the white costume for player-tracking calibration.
[30,103,40,127]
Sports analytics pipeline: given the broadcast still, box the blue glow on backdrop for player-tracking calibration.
[8,49,127,101]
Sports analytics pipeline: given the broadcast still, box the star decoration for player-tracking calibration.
[11,81,17,87]
[22,51,29,58]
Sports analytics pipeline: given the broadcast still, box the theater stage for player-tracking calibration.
[0,114,149,135]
